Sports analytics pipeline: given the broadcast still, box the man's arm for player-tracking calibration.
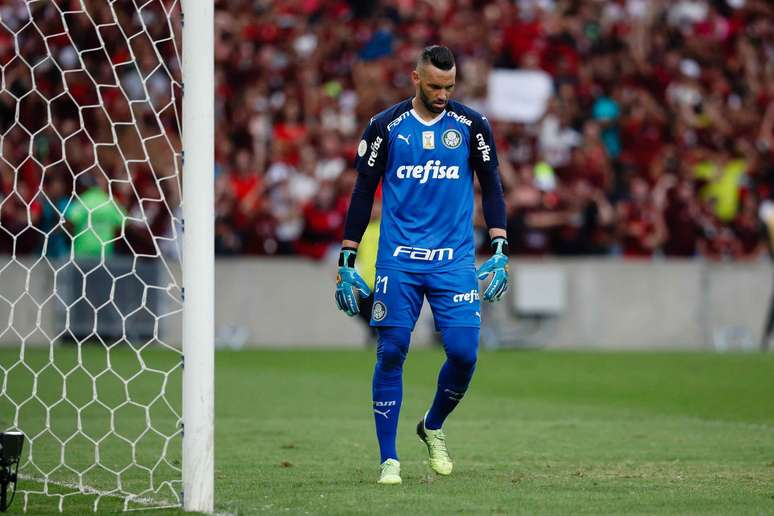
[336,116,387,316]
[476,164,509,302]
[476,164,507,236]
[470,112,509,302]
[342,172,381,249]
[342,115,388,247]
[488,227,507,240]
[468,111,506,233]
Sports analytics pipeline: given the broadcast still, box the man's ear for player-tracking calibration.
[411,69,420,85]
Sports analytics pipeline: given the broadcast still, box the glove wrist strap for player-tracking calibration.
[490,237,509,257]
[338,247,357,267]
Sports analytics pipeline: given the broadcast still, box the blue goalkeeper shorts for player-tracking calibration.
[369,267,480,330]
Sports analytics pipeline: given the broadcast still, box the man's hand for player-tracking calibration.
[477,237,509,303]
[335,248,371,316]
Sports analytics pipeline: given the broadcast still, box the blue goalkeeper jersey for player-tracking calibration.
[354,98,499,273]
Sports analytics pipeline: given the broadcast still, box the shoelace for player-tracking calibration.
[381,462,399,474]
[428,431,448,454]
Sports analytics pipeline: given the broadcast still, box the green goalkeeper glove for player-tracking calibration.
[477,237,509,303]
[335,248,371,316]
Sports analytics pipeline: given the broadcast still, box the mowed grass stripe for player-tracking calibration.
[1,348,772,514]
[215,349,774,515]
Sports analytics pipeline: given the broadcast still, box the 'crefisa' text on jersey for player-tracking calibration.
[354,99,498,272]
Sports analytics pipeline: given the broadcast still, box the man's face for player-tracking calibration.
[412,64,456,114]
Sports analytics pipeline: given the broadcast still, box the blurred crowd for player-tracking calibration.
[0,1,181,258]
[1,0,774,261]
[213,0,774,260]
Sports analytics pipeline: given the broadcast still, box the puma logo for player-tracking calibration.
[374,408,391,419]
[444,388,464,402]
[397,134,411,145]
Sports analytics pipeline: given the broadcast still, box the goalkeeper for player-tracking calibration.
[335,45,508,485]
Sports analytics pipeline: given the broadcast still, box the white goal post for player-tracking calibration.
[0,0,213,512]
[181,0,214,512]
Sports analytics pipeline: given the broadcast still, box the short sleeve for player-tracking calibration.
[469,114,499,173]
[354,117,388,177]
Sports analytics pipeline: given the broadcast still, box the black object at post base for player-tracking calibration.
[0,432,24,513]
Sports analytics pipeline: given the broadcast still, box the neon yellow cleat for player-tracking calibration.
[377,459,402,485]
[417,418,453,475]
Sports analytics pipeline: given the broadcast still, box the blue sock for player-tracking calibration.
[425,326,479,430]
[373,326,411,462]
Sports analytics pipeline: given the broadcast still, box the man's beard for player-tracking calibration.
[419,86,445,114]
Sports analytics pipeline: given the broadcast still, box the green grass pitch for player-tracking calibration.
[2,347,773,514]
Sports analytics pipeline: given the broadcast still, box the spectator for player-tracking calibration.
[731,193,767,259]
[65,175,126,259]
[295,181,347,260]
[591,85,621,160]
[617,176,667,257]
[39,175,71,259]
[3,0,774,261]
[0,183,41,255]
[661,176,703,257]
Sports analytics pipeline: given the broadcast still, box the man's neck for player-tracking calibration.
[411,96,442,122]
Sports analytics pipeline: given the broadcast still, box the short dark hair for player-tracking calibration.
[418,45,455,71]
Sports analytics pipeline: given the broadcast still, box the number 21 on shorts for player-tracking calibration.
[375,274,389,294]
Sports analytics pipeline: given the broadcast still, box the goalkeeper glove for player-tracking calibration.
[335,247,371,316]
[477,236,510,303]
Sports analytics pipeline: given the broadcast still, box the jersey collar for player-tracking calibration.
[410,108,446,126]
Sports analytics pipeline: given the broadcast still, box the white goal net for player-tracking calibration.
[0,0,189,511]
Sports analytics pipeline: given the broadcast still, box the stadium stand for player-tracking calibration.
[2,0,773,259]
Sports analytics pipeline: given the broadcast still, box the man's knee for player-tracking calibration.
[448,346,477,371]
[441,327,479,371]
[376,327,411,371]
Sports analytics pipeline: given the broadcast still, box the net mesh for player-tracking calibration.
[0,0,184,511]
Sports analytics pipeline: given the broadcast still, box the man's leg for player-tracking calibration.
[369,268,423,483]
[373,326,411,463]
[416,268,481,475]
[424,326,479,430]
[416,326,479,476]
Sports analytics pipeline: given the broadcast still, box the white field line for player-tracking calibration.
[18,474,179,510]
